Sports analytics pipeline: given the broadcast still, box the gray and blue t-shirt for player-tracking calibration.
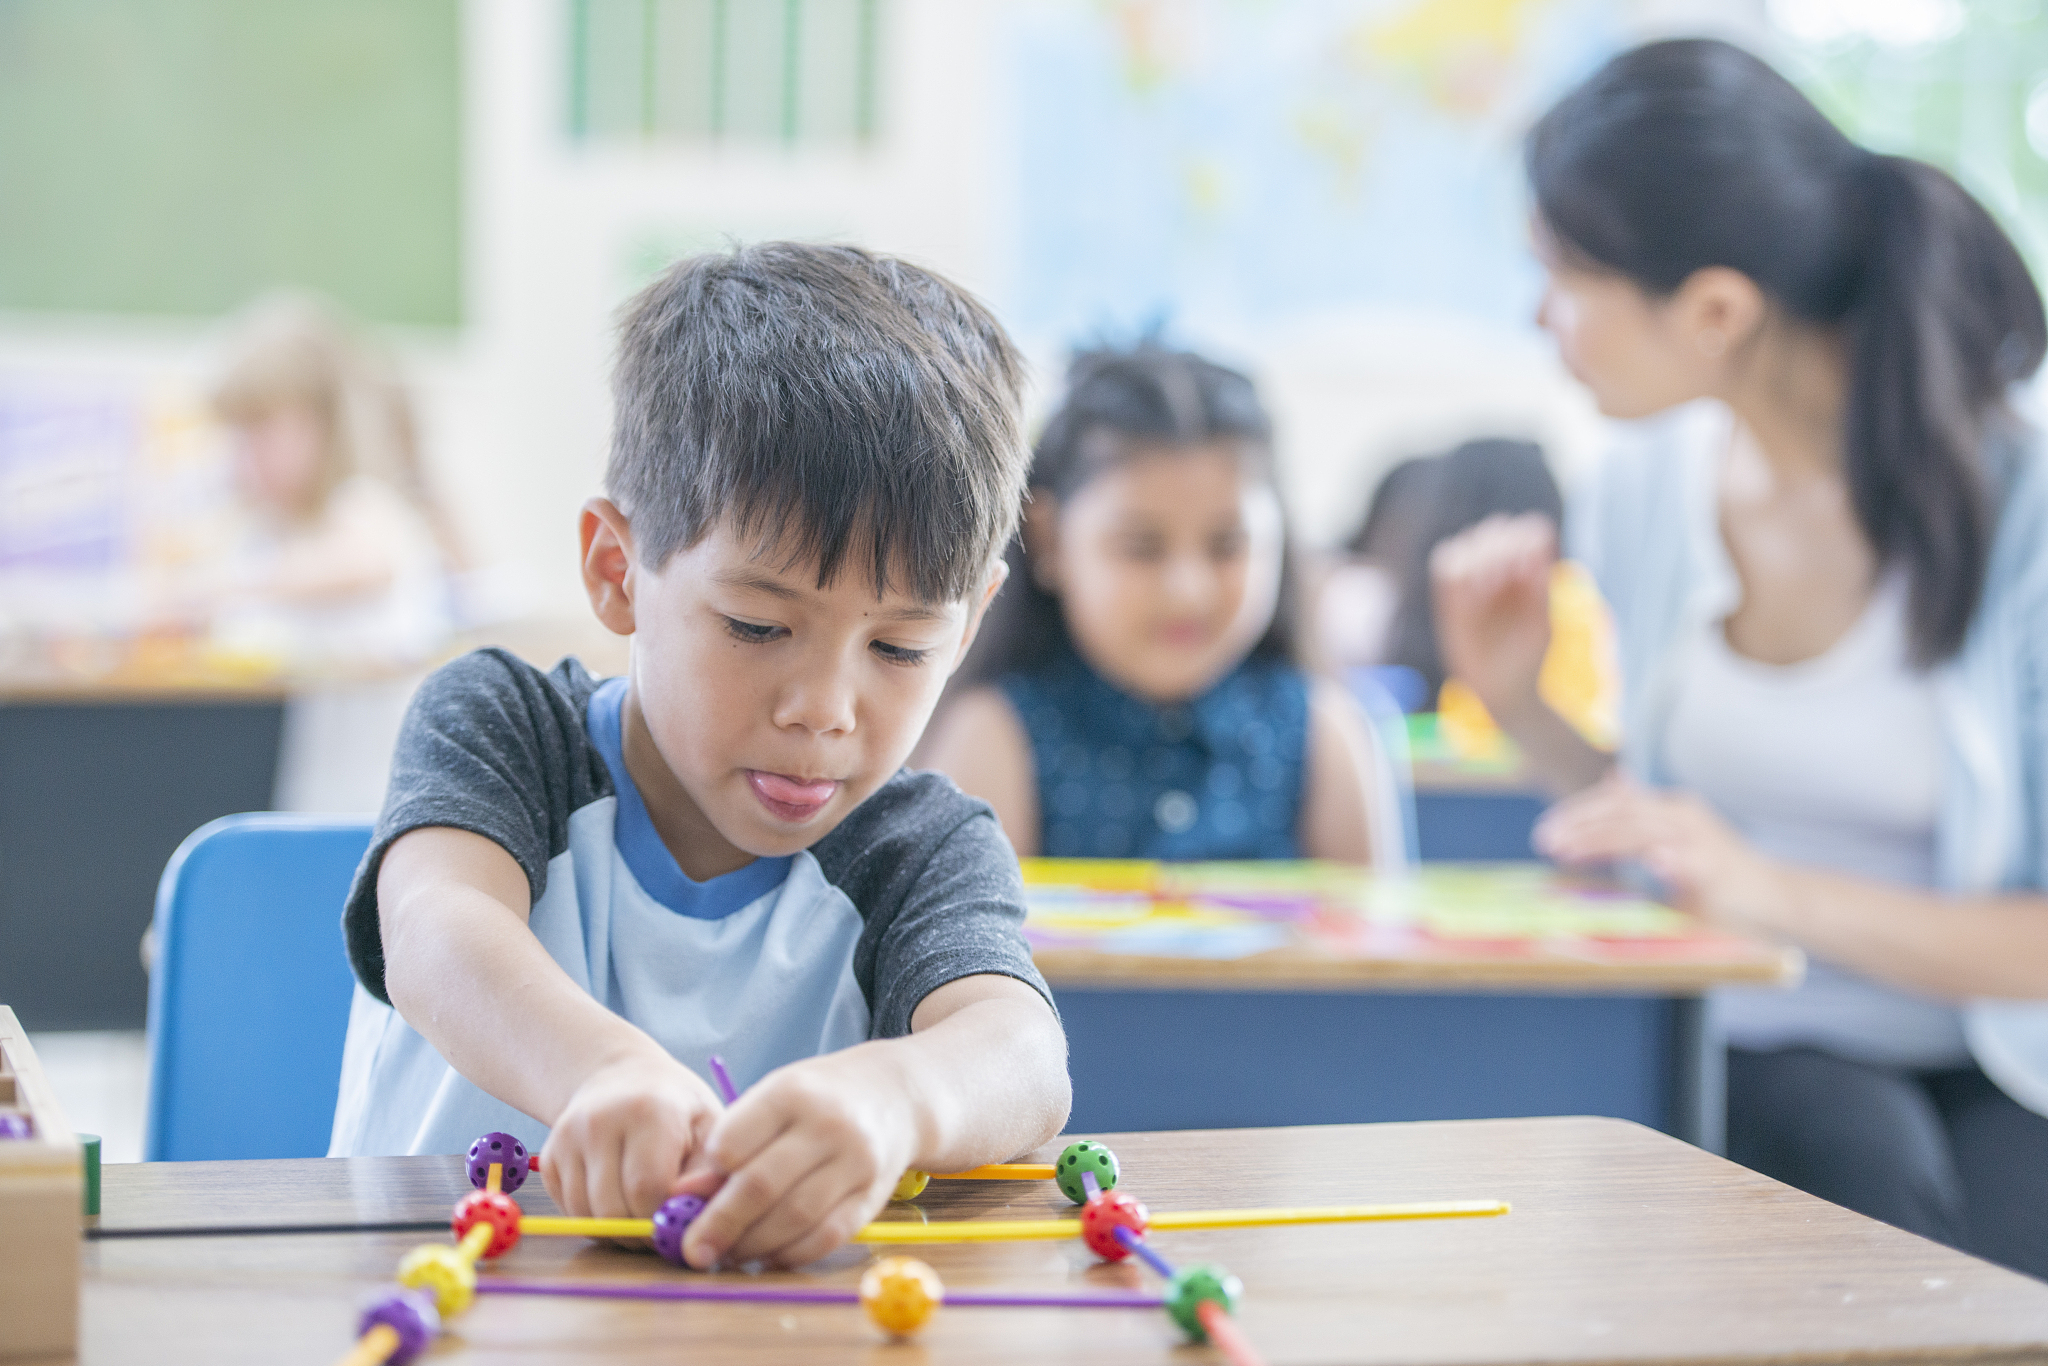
[328,648,1052,1157]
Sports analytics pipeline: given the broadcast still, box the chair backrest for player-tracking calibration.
[145,814,372,1161]
[1342,666,1422,869]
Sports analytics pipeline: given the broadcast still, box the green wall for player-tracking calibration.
[0,0,462,326]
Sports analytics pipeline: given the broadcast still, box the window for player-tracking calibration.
[1771,0,2048,268]
[567,0,882,145]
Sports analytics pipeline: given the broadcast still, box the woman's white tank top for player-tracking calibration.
[1663,574,1971,1068]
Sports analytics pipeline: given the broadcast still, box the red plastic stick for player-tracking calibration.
[1195,1300,1267,1366]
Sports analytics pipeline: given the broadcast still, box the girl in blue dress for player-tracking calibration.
[922,344,1396,863]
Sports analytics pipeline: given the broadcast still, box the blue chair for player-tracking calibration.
[1342,666,1421,868]
[144,814,372,1160]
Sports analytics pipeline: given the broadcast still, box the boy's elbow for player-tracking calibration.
[1024,999,1073,1141]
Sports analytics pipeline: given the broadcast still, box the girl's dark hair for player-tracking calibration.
[954,342,1301,687]
[1529,37,2046,663]
[1349,437,1562,695]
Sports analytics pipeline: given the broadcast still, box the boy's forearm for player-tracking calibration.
[379,838,668,1125]
[894,986,1071,1173]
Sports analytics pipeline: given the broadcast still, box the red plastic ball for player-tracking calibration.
[452,1190,522,1260]
[1079,1189,1150,1262]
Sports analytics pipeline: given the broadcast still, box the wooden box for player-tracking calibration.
[0,1006,80,1360]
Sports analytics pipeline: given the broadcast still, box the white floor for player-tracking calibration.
[25,1031,150,1163]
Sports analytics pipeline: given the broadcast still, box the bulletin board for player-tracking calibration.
[0,0,461,327]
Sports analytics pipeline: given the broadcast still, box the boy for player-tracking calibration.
[328,243,1070,1271]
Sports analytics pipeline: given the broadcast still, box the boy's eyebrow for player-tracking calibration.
[715,568,951,622]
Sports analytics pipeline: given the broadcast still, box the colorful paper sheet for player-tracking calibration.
[1021,859,1758,964]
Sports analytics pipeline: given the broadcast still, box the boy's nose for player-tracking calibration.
[773,667,858,737]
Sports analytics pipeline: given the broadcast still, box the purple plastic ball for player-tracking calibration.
[467,1131,529,1193]
[357,1288,439,1366]
[651,1193,707,1267]
[0,1114,33,1139]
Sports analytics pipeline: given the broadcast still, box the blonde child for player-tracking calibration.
[204,294,458,668]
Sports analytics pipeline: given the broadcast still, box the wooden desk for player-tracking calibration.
[81,1117,2048,1365]
[1036,868,1798,1152]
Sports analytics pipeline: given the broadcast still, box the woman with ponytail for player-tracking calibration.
[1434,37,2048,1274]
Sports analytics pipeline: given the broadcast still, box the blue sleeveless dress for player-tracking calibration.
[996,648,1310,860]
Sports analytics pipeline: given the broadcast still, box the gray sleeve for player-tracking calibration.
[817,771,1055,1039]
[342,648,611,1005]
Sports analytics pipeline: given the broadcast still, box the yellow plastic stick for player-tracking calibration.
[459,1221,495,1263]
[856,1218,1082,1243]
[521,1215,655,1238]
[855,1199,1508,1243]
[332,1323,400,1366]
[487,1162,502,1195]
[1149,1200,1509,1230]
[516,1199,1507,1246]
[932,1163,1056,1181]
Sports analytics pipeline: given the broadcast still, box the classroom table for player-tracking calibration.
[1037,874,1799,1153]
[0,681,286,1030]
[0,619,628,1032]
[80,1116,2048,1364]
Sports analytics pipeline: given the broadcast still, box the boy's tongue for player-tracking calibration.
[750,770,837,807]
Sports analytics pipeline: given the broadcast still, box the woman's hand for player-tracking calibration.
[1430,513,1557,724]
[1534,775,1796,930]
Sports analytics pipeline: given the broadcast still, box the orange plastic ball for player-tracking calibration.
[451,1189,522,1260]
[860,1256,944,1336]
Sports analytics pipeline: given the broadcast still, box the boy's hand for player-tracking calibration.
[678,1046,916,1269]
[540,1047,725,1219]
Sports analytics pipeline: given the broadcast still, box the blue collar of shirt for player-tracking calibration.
[585,677,793,919]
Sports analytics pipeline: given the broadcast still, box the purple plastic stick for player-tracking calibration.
[1081,1170,1101,1200]
[707,1055,739,1105]
[475,1279,1162,1309]
[1113,1225,1177,1281]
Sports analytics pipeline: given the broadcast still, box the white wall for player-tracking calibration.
[452,0,1015,613]
[1,0,1778,622]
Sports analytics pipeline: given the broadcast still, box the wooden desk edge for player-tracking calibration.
[0,682,294,704]
[1037,944,1804,994]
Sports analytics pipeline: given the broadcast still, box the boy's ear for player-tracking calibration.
[949,557,1011,674]
[580,498,639,637]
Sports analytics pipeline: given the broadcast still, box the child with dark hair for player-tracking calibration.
[328,243,1069,1272]
[923,344,1399,863]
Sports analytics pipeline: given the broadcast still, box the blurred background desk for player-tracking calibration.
[0,676,288,1030]
[1035,866,1798,1153]
[1410,759,1549,863]
[0,622,627,1032]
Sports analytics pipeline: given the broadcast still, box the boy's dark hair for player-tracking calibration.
[956,342,1302,687]
[606,242,1029,601]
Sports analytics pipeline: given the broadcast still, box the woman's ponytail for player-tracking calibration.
[1530,39,2047,663]
[1843,156,2045,661]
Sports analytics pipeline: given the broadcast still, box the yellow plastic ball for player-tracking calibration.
[397,1243,477,1319]
[891,1169,931,1201]
[860,1256,943,1336]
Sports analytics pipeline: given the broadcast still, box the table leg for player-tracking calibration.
[1666,995,1725,1154]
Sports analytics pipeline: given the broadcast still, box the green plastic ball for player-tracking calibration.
[1165,1264,1243,1341]
[1054,1140,1120,1204]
